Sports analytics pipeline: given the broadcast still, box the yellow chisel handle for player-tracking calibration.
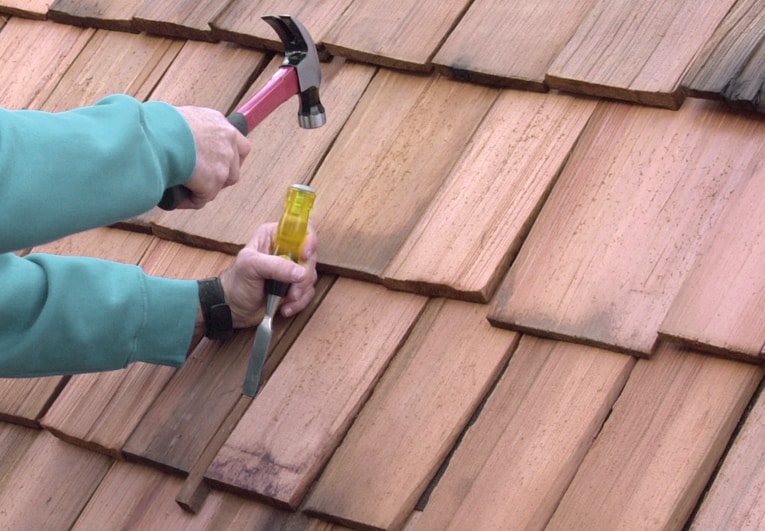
[267,184,315,297]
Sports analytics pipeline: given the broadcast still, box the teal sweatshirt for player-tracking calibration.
[0,95,200,377]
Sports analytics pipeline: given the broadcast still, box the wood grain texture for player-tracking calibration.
[74,460,320,529]
[0,0,50,18]
[133,0,231,40]
[212,0,351,53]
[690,386,765,529]
[383,90,596,302]
[304,299,519,530]
[0,18,94,110]
[48,0,142,31]
[547,343,763,530]
[433,0,598,89]
[41,29,183,112]
[489,99,757,356]
[0,422,40,489]
[124,275,333,475]
[322,0,471,71]
[721,41,765,112]
[660,134,765,361]
[152,59,375,253]
[0,229,151,426]
[311,70,498,280]
[206,278,428,509]
[682,0,765,99]
[415,337,634,531]
[40,240,234,457]
[546,0,736,108]
[0,431,112,529]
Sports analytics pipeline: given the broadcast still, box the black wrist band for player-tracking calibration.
[197,277,234,340]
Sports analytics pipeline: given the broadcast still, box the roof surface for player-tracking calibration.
[2,1,765,529]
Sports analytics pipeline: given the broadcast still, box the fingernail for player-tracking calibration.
[282,307,293,317]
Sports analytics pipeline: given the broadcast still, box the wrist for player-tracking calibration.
[197,277,234,340]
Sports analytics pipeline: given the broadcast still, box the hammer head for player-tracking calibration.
[263,15,326,129]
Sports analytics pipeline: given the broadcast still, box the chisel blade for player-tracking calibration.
[242,315,272,397]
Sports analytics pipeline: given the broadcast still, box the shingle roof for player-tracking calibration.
[2,1,765,529]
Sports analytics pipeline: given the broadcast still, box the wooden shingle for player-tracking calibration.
[133,0,232,40]
[660,143,765,362]
[322,0,470,71]
[0,18,93,110]
[415,337,634,530]
[304,299,519,530]
[546,0,736,108]
[433,0,598,89]
[311,70,498,281]
[547,343,763,530]
[489,99,758,356]
[48,0,142,31]
[383,90,596,302]
[206,278,428,509]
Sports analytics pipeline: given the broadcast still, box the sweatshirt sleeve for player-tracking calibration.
[0,95,200,377]
[0,94,197,253]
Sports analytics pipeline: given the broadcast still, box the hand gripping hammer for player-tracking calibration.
[159,15,326,210]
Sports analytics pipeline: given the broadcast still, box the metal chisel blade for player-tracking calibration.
[242,315,272,397]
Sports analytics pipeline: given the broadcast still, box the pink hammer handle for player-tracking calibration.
[158,66,300,210]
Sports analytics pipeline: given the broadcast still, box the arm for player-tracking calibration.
[0,95,197,253]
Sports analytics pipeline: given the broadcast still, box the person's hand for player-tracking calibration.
[219,222,319,328]
[175,106,251,209]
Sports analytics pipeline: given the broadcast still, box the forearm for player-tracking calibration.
[0,95,196,253]
[0,253,198,377]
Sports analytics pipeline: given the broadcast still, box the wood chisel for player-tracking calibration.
[242,184,315,397]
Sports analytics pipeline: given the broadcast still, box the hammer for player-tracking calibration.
[159,15,326,210]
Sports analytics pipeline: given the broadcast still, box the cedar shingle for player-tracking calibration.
[383,90,596,302]
[48,0,142,31]
[434,0,598,89]
[415,337,634,530]
[547,343,763,530]
[304,299,518,530]
[489,99,757,356]
[311,70,497,280]
[546,0,737,108]
[206,278,428,509]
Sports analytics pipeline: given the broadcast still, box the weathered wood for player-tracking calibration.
[311,70,498,281]
[0,228,151,426]
[721,42,765,112]
[304,299,518,530]
[40,239,234,457]
[433,0,598,89]
[212,0,351,54]
[0,422,40,489]
[206,278,428,509]
[0,18,94,110]
[682,0,765,99]
[133,0,231,40]
[123,275,332,477]
[546,0,736,108]
[415,337,634,530]
[0,0,49,18]
[73,460,316,529]
[547,343,763,530]
[660,131,765,362]
[48,0,142,31]
[0,431,112,529]
[489,99,758,356]
[383,90,596,302]
[322,0,470,71]
[114,38,266,233]
[690,384,765,529]
[152,58,375,253]
[41,29,183,112]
